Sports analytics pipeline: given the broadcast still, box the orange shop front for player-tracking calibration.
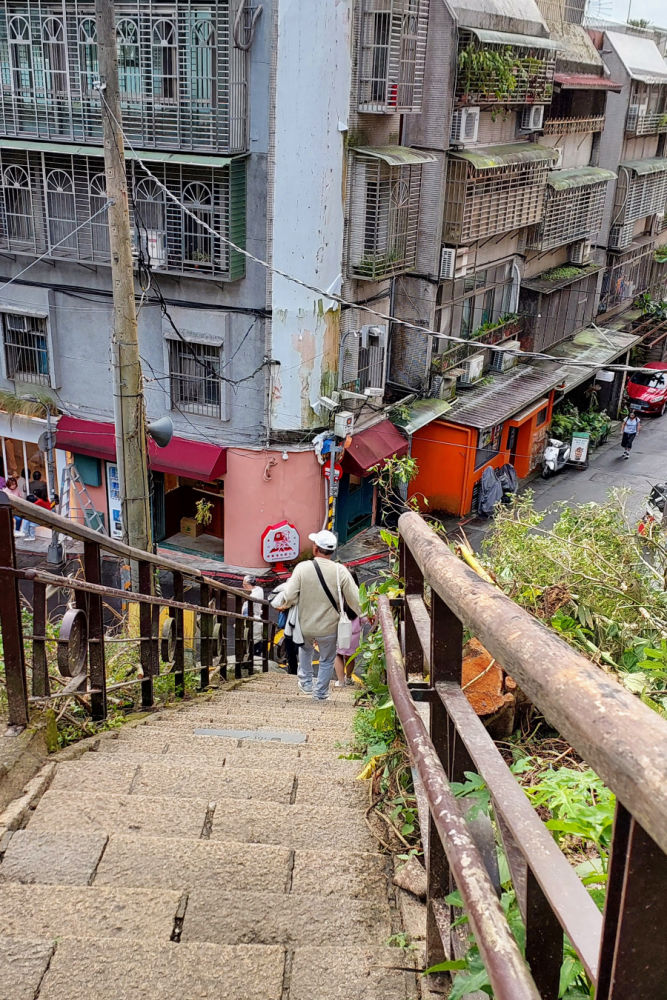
[408,367,557,517]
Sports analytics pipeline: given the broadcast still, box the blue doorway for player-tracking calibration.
[336,473,374,545]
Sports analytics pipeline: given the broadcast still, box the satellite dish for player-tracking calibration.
[147,415,174,449]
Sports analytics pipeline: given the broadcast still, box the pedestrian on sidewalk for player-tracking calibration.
[242,575,265,658]
[273,529,361,701]
[621,409,641,459]
[3,476,23,532]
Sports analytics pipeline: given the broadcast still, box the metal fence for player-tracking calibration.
[379,511,667,1000]
[0,493,276,730]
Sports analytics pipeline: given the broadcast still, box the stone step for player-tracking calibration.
[27,789,210,838]
[0,883,181,942]
[26,790,375,849]
[51,758,297,804]
[0,830,108,886]
[93,743,363,777]
[0,937,55,1000]
[37,938,286,1000]
[180,888,391,946]
[114,726,351,754]
[290,946,416,1000]
[142,712,346,735]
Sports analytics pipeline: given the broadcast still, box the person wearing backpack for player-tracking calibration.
[273,529,361,701]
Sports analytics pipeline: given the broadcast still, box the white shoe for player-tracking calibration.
[334,680,346,688]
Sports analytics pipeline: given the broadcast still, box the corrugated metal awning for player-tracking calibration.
[554,73,622,91]
[534,328,641,394]
[392,398,454,435]
[547,166,616,190]
[449,142,557,171]
[467,27,560,51]
[606,31,667,83]
[352,146,437,167]
[342,420,408,477]
[0,137,236,168]
[444,366,561,430]
[620,157,667,177]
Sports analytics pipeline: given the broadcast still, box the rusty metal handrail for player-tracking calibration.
[378,597,542,1000]
[3,494,263,604]
[398,511,667,854]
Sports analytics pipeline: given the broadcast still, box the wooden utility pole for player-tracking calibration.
[95,0,152,553]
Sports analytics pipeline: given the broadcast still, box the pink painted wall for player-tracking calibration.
[224,448,323,569]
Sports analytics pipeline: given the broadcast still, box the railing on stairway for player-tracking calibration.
[378,511,667,1000]
[0,494,276,731]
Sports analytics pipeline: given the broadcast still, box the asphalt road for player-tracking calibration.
[454,413,667,550]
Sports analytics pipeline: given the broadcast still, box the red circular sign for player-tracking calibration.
[322,462,343,481]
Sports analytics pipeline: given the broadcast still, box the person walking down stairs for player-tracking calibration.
[274,530,360,702]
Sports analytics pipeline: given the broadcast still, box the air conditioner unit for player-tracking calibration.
[569,239,592,265]
[521,105,544,131]
[490,339,521,373]
[458,352,486,386]
[650,213,664,236]
[440,246,468,280]
[552,146,564,170]
[450,107,480,145]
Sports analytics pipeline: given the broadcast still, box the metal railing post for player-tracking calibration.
[234,593,245,678]
[31,580,49,699]
[172,572,185,698]
[596,804,667,999]
[199,582,212,691]
[138,560,155,709]
[261,602,270,673]
[0,494,28,729]
[84,540,107,721]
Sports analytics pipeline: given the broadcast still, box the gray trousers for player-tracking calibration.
[298,633,338,700]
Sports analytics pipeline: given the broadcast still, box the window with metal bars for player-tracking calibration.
[0,147,246,280]
[169,340,222,418]
[525,182,609,252]
[626,83,667,136]
[598,244,656,314]
[0,1,247,153]
[443,157,552,244]
[455,32,556,106]
[2,312,49,384]
[349,153,423,279]
[357,0,429,114]
[339,326,387,393]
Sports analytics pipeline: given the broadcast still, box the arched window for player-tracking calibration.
[46,169,76,252]
[182,181,213,267]
[89,172,110,257]
[42,17,67,98]
[2,165,33,245]
[134,177,167,267]
[152,19,177,104]
[116,18,141,101]
[8,16,33,96]
[78,18,98,97]
[190,16,216,111]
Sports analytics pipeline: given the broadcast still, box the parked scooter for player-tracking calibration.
[542,438,571,478]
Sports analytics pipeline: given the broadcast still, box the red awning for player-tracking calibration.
[554,73,623,91]
[55,416,227,480]
[342,419,408,477]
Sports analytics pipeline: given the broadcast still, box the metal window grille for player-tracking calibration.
[169,339,221,418]
[542,115,605,135]
[0,146,246,280]
[626,84,667,136]
[2,311,49,384]
[443,157,551,244]
[598,243,655,313]
[339,326,387,393]
[357,0,429,114]
[349,153,423,279]
[614,169,667,230]
[0,1,248,153]
[525,182,608,252]
[456,32,556,106]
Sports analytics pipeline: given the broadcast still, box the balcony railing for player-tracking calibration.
[456,32,556,107]
[543,115,605,134]
[525,170,614,252]
[382,513,667,1000]
[626,109,667,136]
[0,147,246,281]
[0,0,248,154]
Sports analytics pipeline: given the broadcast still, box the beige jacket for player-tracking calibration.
[277,558,361,639]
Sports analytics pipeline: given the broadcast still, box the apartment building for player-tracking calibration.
[0,1,424,567]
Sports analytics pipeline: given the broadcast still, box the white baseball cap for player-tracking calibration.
[308,529,338,552]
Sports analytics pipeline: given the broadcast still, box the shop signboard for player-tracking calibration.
[262,520,300,564]
[570,431,590,467]
[106,462,123,539]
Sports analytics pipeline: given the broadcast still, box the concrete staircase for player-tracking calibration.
[0,672,417,1000]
